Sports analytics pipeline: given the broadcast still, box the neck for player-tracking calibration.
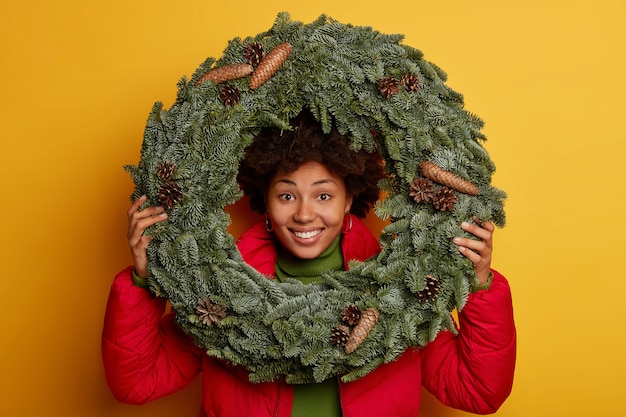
[275,236,343,284]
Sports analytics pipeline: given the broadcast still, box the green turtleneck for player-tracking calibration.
[275,235,343,417]
[275,235,344,284]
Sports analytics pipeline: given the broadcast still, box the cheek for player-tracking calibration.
[265,195,279,214]
[267,203,289,224]
[325,203,348,224]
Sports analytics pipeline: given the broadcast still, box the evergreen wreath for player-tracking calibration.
[126,12,506,384]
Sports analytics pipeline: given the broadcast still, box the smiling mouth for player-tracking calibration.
[292,229,322,239]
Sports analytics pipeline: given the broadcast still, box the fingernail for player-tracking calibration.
[461,222,470,228]
[453,237,462,243]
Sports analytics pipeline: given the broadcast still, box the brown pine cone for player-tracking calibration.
[157,180,183,209]
[156,162,177,181]
[345,308,379,354]
[249,42,292,90]
[419,161,479,196]
[330,325,350,347]
[219,84,241,106]
[197,297,227,326]
[341,305,362,326]
[432,187,457,212]
[416,275,441,302]
[409,177,435,203]
[378,76,399,98]
[243,41,265,66]
[402,73,419,92]
[195,63,253,86]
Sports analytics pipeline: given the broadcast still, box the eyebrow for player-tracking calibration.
[274,178,338,187]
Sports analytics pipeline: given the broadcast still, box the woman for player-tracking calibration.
[102,111,516,416]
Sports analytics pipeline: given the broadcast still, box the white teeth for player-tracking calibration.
[293,230,321,239]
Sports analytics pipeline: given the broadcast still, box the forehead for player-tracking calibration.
[272,161,344,186]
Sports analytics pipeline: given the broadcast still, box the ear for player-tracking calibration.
[344,193,353,214]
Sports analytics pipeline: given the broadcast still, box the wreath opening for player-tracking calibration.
[126,12,506,384]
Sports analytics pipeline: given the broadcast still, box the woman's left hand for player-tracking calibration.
[453,216,494,284]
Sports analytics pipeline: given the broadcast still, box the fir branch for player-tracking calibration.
[127,12,507,383]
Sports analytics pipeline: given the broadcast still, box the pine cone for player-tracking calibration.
[341,305,362,326]
[432,187,457,212]
[378,76,399,98]
[417,275,441,302]
[156,162,177,181]
[249,42,292,90]
[197,297,227,326]
[195,63,253,86]
[219,84,241,106]
[243,41,265,66]
[345,308,379,354]
[409,177,435,203]
[419,161,479,195]
[402,73,419,92]
[157,180,183,209]
[330,325,350,347]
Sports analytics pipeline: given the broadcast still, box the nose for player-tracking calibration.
[293,200,314,223]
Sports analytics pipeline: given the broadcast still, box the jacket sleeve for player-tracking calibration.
[420,269,516,414]
[101,266,204,404]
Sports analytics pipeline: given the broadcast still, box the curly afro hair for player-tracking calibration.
[237,111,386,218]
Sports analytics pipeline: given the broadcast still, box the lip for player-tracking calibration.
[290,228,324,242]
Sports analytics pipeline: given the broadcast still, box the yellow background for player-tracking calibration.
[2,0,624,416]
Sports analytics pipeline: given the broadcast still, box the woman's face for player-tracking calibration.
[267,161,352,260]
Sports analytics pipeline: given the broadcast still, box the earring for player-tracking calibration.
[342,213,353,233]
[265,216,273,232]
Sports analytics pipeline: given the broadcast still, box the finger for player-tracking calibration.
[127,203,167,240]
[128,211,168,241]
[457,244,481,265]
[127,197,166,222]
[130,236,152,256]
[128,203,166,230]
[132,205,166,222]
[127,195,148,218]
[472,215,495,233]
[453,236,487,255]
[461,221,493,243]
[472,215,485,227]
[456,241,492,276]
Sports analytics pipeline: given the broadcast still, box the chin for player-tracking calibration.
[291,249,323,260]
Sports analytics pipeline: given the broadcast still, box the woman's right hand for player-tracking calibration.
[127,195,168,278]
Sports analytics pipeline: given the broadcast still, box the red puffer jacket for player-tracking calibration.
[102,217,516,416]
